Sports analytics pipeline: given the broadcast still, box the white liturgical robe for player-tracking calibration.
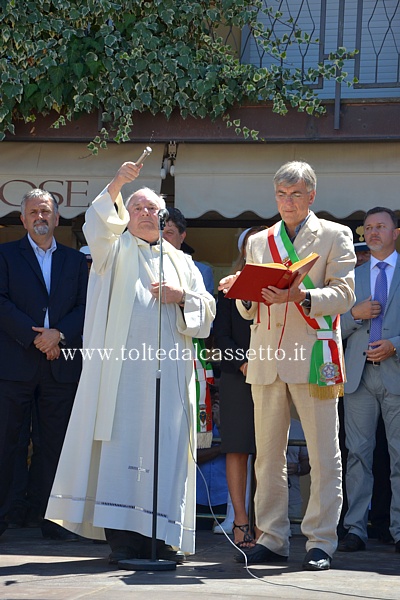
[45,189,215,553]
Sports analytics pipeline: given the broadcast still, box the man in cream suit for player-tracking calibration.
[338,207,400,554]
[219,161,355,570]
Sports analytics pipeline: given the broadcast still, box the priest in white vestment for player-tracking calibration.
[45,162,216,563]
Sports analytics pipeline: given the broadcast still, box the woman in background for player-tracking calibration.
[213,226,267,548]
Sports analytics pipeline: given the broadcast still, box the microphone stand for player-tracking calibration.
[119,210,176,572]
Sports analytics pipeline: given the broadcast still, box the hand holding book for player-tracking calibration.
[218,271,241,295]
[260,272,306,305]
[224,253,319,303]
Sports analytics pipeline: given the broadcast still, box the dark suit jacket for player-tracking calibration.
[341,254,400,395]
[0,235,88,383]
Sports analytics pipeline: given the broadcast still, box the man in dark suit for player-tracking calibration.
[0,188,88,539]
[339,207,400,553]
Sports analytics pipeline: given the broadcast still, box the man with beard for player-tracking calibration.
[0,189,88,539]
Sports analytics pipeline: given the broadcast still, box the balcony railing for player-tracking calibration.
[218,0,400,128]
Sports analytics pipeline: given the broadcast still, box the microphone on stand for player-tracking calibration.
[158,208,169,230]
[118,146,176,573]
[135,146,153,164]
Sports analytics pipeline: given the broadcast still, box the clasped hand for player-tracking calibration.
[32,326,61,361]
[150,282,184,304]
[366,339,396,363]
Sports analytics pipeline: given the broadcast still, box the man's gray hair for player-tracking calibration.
[274,161,317,192]
[21,189,59,216]
[126,187,166,210]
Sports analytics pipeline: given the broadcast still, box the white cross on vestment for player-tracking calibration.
[129,457,150,482]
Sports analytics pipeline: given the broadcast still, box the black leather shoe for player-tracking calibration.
[0,521,8,537]
[338,533,366,552]
[395,540,400,553]
[25,509,43,528]
[6,505,28,528]
[25,515,43,528]
[109,546,141,564]
[234,543,288,564]
[376,529,394,544]
[302,548,331,571]
[41,520,80,541]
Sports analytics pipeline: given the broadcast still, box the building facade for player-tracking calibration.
[1,0,399,285]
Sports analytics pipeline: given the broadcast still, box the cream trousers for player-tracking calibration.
[252,377,342,557]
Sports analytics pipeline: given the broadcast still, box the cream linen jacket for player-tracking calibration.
[236,212,356,385]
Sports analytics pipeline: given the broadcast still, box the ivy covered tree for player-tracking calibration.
[0,0,354,151]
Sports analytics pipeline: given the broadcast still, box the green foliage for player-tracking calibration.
[0,0,354,146]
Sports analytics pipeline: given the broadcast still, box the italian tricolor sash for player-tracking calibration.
[267,222,344,399]
[193,338,214,448]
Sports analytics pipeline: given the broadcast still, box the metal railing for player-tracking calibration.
[213,0,400,128]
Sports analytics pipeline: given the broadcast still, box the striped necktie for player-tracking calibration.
[369,262,388,344]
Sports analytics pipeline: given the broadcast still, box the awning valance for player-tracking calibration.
[1,141,399,221]
[0,142,164,218]
[174,142,400,219]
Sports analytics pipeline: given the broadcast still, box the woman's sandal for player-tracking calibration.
[232,522,255,549]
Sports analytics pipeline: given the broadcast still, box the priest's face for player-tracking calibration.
[127,189,164,243]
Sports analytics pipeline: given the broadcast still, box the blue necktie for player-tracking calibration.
[369,262,388,344]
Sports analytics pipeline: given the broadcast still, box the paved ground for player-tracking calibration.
[1,526,400,600]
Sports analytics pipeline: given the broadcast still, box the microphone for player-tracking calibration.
[158,208,169,230]
[135,146,152,164]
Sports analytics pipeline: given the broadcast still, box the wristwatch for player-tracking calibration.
[299,291,311,309]
[59,331,66,344]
